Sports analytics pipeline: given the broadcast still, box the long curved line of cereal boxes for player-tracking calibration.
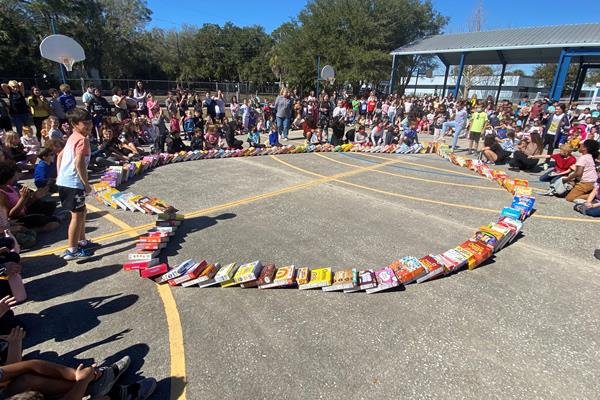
[96,141,534,293]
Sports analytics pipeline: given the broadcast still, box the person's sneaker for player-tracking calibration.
[79,239,100,250]
[283,138,288,141]
[573,198,586,205]
[594,249,600,261]
[117,377,157,400]
[61,247,92,261]
[541,190,555,196]
[87,355,131,397]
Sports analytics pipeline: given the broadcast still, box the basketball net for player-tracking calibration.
[58,56,75,72]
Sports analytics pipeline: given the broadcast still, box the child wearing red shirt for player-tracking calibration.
[530,144,577,193]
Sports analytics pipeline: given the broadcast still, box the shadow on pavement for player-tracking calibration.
[24,329,133,366]
[21,254,67,279]
[156,376,186,400]
[24,264,122,302]
[20,293,138,347]
[162,213,236,259]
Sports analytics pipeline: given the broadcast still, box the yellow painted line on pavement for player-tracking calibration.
[355,152,547,193]
[314,153,504,191]
[26,156,403,258]
[86,203,134,231]
[271,155,600,223]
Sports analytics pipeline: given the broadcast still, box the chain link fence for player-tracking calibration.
[0,76,281,100]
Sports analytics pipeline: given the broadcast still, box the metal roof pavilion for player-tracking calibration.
[391,23,600,65]
[388,23,600,101]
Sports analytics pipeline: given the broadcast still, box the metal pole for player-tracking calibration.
[453,53,467,99]
[389,54,399,94]
[50,16,67,84]
[495,63,507,106]
[316,55,321,97]
[413,69,419,96]
[570,60,584,103]
[441,64,449,97]
[572,65,588,102]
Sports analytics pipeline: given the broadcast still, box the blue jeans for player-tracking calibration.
[11,113,30,136]
[387,111,396,124]
[276,116,290,139]
[442,121,465,149]
[539,169,563,183]
[584,200,600,217]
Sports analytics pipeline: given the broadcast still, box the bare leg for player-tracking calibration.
[78,208,87,242]
[483,149,497,162]
[4,374,74,397]
[67,211,81,249]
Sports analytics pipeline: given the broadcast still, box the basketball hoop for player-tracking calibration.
[58,56,75,72]
[40,34,85,73]
[321,65,335,83]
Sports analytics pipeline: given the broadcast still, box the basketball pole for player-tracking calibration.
[316,55,321,97]
[50,16,67,84]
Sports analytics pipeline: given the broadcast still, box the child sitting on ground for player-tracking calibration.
[3,132,35,170]
[204,125,221,150]
[268,125,280,147]
[353,125,369,144]
[190,128,204,151]
[33,148,57,192]
[530,143,577,193]
[166,131,188,154]
[480,135,510,165]
[20,127,40,156]
[400,121,419,146]
[246,126,264,148]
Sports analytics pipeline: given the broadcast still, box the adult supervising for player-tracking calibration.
[274,88,293,141]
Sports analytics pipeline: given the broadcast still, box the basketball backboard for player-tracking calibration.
[40,34,85,71]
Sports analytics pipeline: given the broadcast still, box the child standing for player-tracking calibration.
[169,112,180,135]
[183,111,195,141]
[58,84,77,116]
[467,104,488,154]
[56,108,95,260]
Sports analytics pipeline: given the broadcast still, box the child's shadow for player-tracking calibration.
[162,213,236,258]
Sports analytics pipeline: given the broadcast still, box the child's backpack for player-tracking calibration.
[183,118,194,133]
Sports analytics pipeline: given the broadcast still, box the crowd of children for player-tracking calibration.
[0,75,600,397]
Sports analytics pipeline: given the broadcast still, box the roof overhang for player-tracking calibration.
[391,23,600,65]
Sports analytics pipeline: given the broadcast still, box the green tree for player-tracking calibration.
[271,0,447,94]
[532,63,579,93]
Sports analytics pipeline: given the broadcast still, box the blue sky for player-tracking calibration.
[147,0,600,33]
[146,0,600,74]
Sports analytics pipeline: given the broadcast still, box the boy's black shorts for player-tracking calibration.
[58,186,86,212]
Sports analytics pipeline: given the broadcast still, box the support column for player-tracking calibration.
[495,63,507,106]
[571,62,586,102]
[453,52,467,99]
[441,64,449,98]
[550,49,572,101]
[389,54,400,94]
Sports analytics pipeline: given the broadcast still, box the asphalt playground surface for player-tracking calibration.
[18,131,600,399]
